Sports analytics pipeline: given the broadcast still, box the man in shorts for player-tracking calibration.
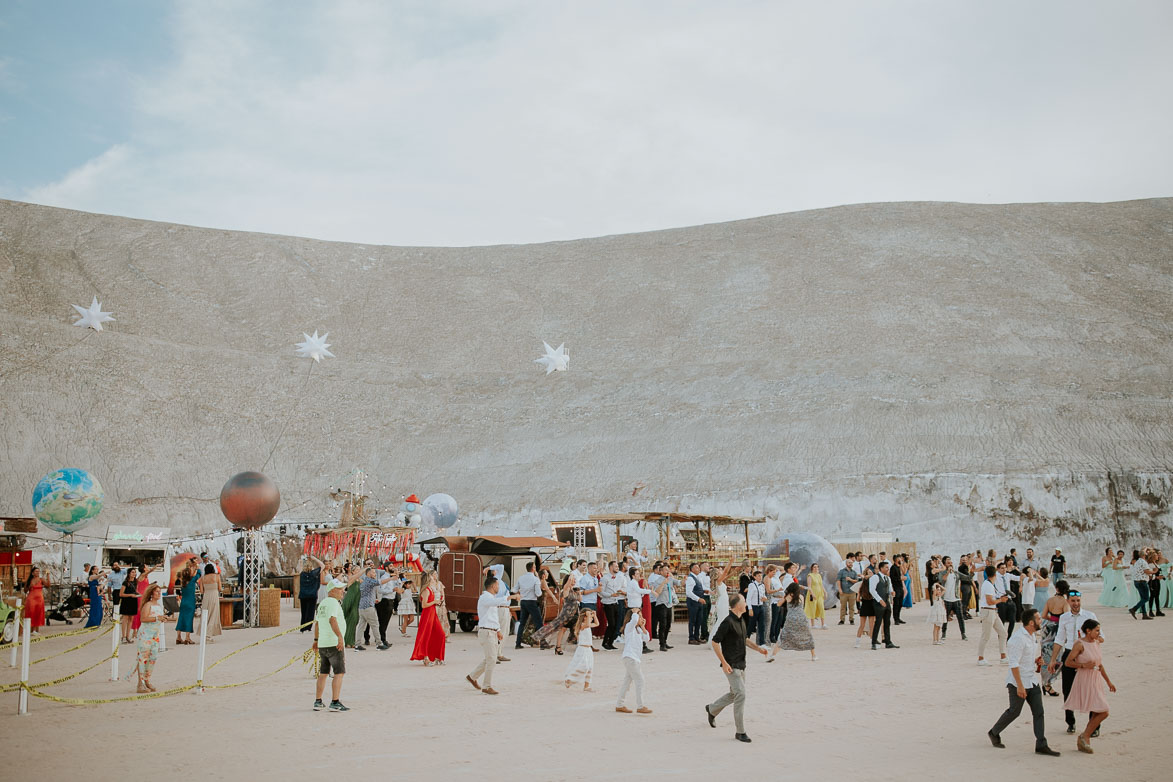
[312,578,349,712]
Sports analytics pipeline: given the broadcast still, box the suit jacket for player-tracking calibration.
[890,564,905,594]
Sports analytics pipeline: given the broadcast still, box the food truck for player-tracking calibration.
[87,525,173,591]
[419,535,565,633]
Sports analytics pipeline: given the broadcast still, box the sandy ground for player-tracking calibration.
[2,582,1171,780]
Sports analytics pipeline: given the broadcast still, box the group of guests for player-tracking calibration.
[1096,546,1169,619]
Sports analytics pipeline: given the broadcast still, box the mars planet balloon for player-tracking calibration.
[219,471,281,530]
[423,493,458,529]
[763,531,845,610]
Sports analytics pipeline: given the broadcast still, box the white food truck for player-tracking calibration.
[86,526,173,591]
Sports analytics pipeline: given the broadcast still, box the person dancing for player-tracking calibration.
[1063,619,1116,754]
[410,571,446,666]
[563,609,598,691]
[767,583,817,662]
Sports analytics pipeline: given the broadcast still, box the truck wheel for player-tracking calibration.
[1,618,13,644]
[457,613,477,633]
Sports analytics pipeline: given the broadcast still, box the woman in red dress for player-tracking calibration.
[410,571,446,666]
[24,567,48,634]
[131,565,155,633]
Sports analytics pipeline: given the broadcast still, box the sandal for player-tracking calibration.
[555,646,564,655]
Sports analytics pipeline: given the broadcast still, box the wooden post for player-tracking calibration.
[18,617,30,714]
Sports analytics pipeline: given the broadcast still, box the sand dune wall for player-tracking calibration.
[1,198,1170,572]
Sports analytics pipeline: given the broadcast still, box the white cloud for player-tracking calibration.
[17,0,1173,245]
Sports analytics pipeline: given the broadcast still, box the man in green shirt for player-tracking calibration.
[312,579,349,712]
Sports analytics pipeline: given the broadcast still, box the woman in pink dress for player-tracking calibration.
[1062,619,1117,754]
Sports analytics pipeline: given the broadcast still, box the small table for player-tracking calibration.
[219,597,243,627]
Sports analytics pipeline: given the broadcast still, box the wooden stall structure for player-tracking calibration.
[303,525,420,570]
[833,541,923,601]
[0,519,34,596]
[588,512,772,572]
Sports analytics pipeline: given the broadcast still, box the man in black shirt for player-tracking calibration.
[704,593,768,743]
[1050,549,1066,577]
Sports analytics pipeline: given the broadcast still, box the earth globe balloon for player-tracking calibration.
[219,471,281,529]
[31,468,104,534]
[423,493,458,529]
[763,531,846,610]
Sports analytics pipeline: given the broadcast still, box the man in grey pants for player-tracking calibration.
[704,594,768,743]
[353,568,388,651]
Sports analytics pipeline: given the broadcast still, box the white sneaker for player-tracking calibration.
[977,659,992,666]
[853,639,861,648]
[999,658,1009,665]
[811,655,819,661]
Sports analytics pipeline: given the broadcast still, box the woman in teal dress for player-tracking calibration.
[175,559,199,644]
[1099,548,1131,608]
[1159,557,1172,608]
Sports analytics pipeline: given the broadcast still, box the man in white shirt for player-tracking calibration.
[513,562,544,651]
[977,565,1010,665]
[1048,589,1100,736]
[648,563,676,651]
[762,566,782,644]
[745,570,766,645]
[868,561,899,649]
[686,563,705,644]
[466,576,517,695]
[625,540,648,566]
[851,552,867,577]
[615,610,652,714]
[698,563,713,641]
[987,608,1060,756]
[600,560,627,651]
[485,564,513,660]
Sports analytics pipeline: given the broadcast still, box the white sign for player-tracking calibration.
[106,525,171,546]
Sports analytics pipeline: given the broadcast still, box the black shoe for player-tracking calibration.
[313,699,324,711]
[872,643,879,650]
[1035,746,1060,757]
[689,640,701,645]
[376,643,391,651]
[662,644,673,649]
[353,645,365,651]
[601,644,615,651]
[705,705,716,728]
[885,643,900,649]
[838,620,845,625]
[1157,612,1166,617]
[735,733,752,743]
[1142,614,1154,620]
[962,635,968,641]
[643,645,655,654]
[1066,725,1076,734]
[1091,727,1100,738]
[849,619,855,625]
[988,731,1004,748]
[1129,608,1138,619]
[329,700,350,712]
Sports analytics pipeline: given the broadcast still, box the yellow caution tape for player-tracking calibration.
[25,682,198,705]
[203,620,311,673]
[0,653,116,693]
[0,616,110,649]
[29,622,112,665]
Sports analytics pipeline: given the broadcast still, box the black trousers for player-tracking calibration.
[375,598,394,645]
[515,600,543,648]
[941,600,965,638]
[652,604,671,648]
[998,601,1017,637]
[871,604,892,645]
[960,585,973,616]
[1149,580,1162,613]
[1060,649,1078,728]
[892,589,905,622]
[699,597,712,640]
[602,602,623,647]
[990,684,1048,749]
[299,595,317,631]
[770,603,785,643]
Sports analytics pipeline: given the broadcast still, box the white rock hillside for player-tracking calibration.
[1,198,1170,573]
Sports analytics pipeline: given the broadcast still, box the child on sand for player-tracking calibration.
[563,609,598,691]
[615,609,652,714]
[927,582,946,644]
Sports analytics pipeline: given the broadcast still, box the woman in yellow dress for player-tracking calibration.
[804,563,828,629]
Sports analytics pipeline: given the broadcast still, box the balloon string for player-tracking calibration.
[0,331,93,385]
[260,360,315,473]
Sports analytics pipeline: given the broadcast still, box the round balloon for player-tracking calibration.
[423,493,458,528]
[763,532,846,610]
[219,471,281,529]
[32,468,104,534]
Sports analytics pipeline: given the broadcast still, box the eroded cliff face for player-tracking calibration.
[1,198,1170,574]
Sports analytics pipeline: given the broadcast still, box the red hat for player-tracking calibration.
[405,494,420,504]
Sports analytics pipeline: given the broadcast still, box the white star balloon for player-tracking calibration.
[535,341,569,374]
[71,296,115,331]
[295,330,335,362]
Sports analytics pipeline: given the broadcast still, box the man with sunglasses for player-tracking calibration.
[1048,589,1100,736]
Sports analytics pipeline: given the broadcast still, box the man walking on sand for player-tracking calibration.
[704,594,768,743]
[987,608,1060,756]
[312,578,349,712]
[466,576,517,695]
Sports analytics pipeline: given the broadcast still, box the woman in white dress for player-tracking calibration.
[397,579,417,636]
[198,563,222,641]
[711,559,734,629]
[563,609,599,691]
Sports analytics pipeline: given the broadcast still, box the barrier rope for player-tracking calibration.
[202,620,311,674]
[0,653,116,693]
[29,622,112,665]
[0,615,108,650]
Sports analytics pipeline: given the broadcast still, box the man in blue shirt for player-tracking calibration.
[837,562,858,625]
[576,561,602,617]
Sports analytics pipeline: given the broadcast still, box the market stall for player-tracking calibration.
[302,526,421,571]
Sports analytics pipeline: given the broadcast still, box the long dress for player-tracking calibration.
[1040,611,1061,688]
[563,627,595,683]
[535,591,580,644]
[342,581,360,647]
[410,587,446,663]
[805,575,826,620]
[176,577,198,634]
[86,576,103,627]
[776,598,815,651]
[1062,641,1110,713]
[135,607,163,681]
[131,579,148,632]
[201,578,222,637]
[713,581,730,628]
[1161,563,1173,608]
[1099,565,1130,608]
[902,572,913,608]
[26,580,46,630]
[1032,580,1050,614]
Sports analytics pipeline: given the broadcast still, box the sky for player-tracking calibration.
[1,0,1170,247]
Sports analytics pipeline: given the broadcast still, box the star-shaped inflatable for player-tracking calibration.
[71,296,115,331]
[295,330,335,362]
[535,341,569,374]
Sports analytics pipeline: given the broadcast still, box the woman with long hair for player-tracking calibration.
[562,608,599,691]
[85,565,104,628]
[804,563,827,629]
[119,567,139,643]
[535,576,581,655]
[1063,619,1116,753]
[1099,548,1129,608]
[23,567,48,634]
[198,562,222,641]
[130,565,155,634]
[709,558,734,629]
[175,559,200,644]
[410,571,446,666]
[768,582,817,662]
[1040,579,1069,696]
[133,584,164,692]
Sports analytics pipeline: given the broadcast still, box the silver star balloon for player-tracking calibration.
[535,341,569,374]
[295,330,335,362]
[71,296,115,331]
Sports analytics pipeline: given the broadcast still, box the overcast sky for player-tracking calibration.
[1,0,1170,246]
